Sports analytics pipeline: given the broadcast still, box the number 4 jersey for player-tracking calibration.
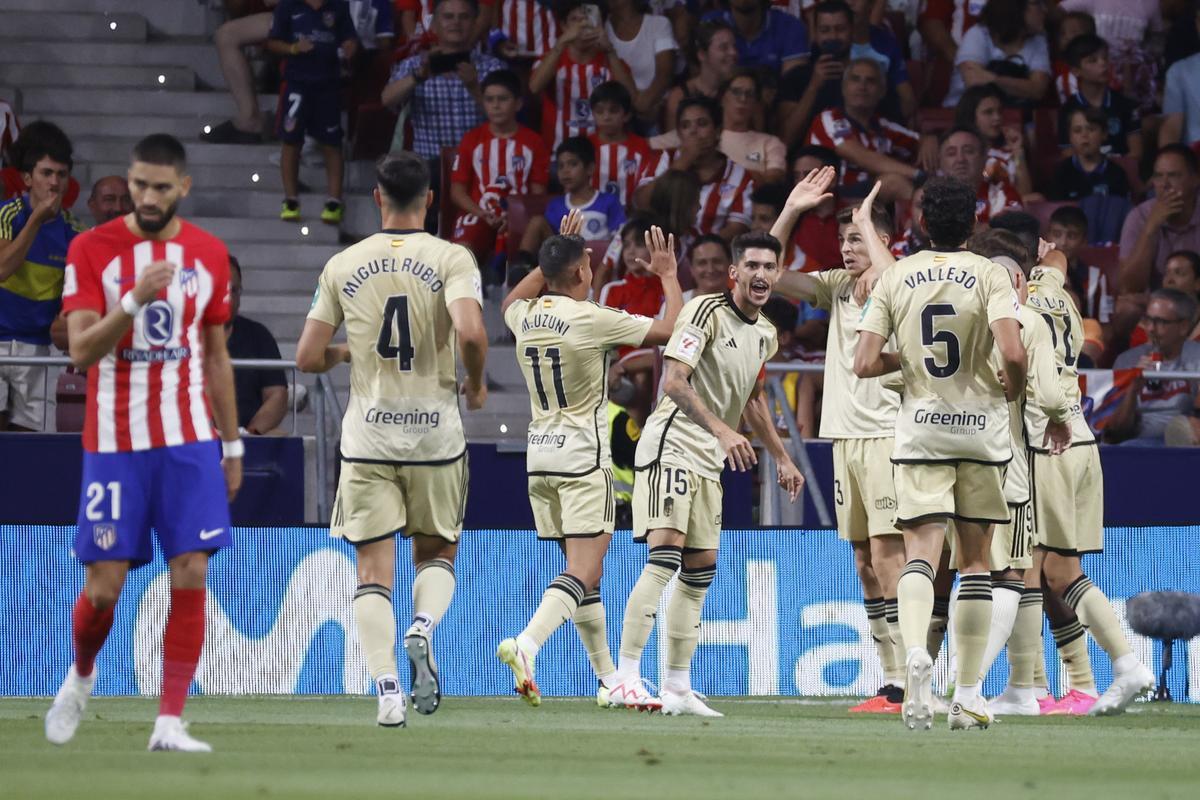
[504,295,653,476]
[857,248,1019,465]
[308,229,482,464]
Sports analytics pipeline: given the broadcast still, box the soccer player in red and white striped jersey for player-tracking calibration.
[529,0,637,152]
[47,134,241,753]
[449,70,549,264]
[636,96,754,242]
[806,60,920,201]
[495,0,558,57]
[588,81,654,209]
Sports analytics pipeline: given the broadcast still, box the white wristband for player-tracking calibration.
[120,291,144,317]
[222,439,245,459]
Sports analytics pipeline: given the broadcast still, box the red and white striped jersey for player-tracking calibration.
[62,219,232,453]
[588,132,654,208]
[537,49,612,151]
[641,152,755,234]
[918,0,983,47]
[807,108,919,188]
[496,0,558,57]
[985,147,1017,186]
[451,123,550,206]
[975,179,1023,225]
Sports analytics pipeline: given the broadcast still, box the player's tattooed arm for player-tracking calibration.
[742,379,805,502]
[663,359,757,472]
[295,319,351,374]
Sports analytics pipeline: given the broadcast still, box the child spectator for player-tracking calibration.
[449,69,550,269]
[529,0,637,151]
[1057,34,1142,160]
[1056,0,1161,114]
[954,84,1034,197]
[1051,10,1098,103]
[518,136,626,253]
[267,0,359,224]
[1045,204,1113,327]
[750,182,788,236]
[587,81,655,210]
[1049,107,1132,244]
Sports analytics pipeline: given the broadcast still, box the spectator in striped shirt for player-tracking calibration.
[449,69,550,269]
[806,58,921,202]
[529,0,637,152]
[588,81,655,210]
[635,96,754,242]
[493,0,558,59]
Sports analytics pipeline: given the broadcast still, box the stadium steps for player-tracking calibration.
[0,0,214,41]
[0,64,195,91]
[0,41,224,89]
[35,113,210,142]
[183,190,334,220]
[6,86,278,118]
[188,218,340,246]
[0,11,147,42]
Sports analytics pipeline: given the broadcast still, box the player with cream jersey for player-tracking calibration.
[495,219,683,709]
[297,153,489,729]
[609,231,804,717]
[855,176,1027,733]
[773,172,909,713]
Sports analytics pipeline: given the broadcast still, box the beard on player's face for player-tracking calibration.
[135,199,180,233]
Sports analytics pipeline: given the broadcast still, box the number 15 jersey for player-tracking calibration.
[857,248,1019,464]
[308,229,482,464]
[504,295,653,476]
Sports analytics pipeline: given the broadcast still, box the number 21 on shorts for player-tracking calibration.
[85,481,122,521]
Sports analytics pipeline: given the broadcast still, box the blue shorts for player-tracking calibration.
[74,441,233,567]
[276,80,343,146]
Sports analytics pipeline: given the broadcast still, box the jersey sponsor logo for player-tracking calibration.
[310,284,321,309]
[143,301,175,346]
[723,336,738,349]
[363,407,441,431]
[528,431,567,448]
[92,523,117,551]
[913,408,989,434]
[874,497,896,511]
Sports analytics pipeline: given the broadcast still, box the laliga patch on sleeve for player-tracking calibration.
[309,284,320,310]
[472,273,483,304]
[63,264,77,297]
[672,326,703,361]
[1011,289,1020,313]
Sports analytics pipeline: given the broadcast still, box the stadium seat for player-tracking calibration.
[506,194,549,259]
[349,103,398,162]
[55,368,87,433]
[1025,200,1077,234]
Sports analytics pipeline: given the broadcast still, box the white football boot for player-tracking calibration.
[148,716,213,752]
[404,626,441,715]
[661,689,723,717]
[1090,661,1155,716]
[375,675,408,728]
[606,677,663,712]
[948,696,995,731]
[901,648,934,731]
[989,685,1041,716]
[45,664,96,745]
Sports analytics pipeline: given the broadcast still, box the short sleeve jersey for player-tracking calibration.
[61,219,232,453]
[0,195,86,344]
[504,295,653,476]
[307,229,482,464]
[544,191,626,241]
[1024,266,1096,449]
[857,248,1019,464]
[809,268,900,438]
[450,123,550,206]
[270,0,358,84]
[636,293,778,480]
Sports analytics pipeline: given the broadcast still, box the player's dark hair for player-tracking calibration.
[1166,250,1200,283]
[676,95,722,130]
[16,120,73,173]
[763,296,799,333]
[480,68,522,99]
[1150,287,1199,325]
[788,143,839,171]
[690,232,732,262]
[989,211,1041,257]
[556,135,595,167]
[919,176,976,248]
[939,125,985,150]
[836,201,894,235]
[1157,143,1200,174]
[731,231,782,264]
[376,151,430,210]
[813,0,853,25]
[554,0,605,23]
[1065,105,1109,132]
[954,84,1006,135]
[751,182,789,214]
[131,133,187,174]
[1064,33,1108,68]
[1049,204,1089,234]
[589,80,633,114]
[966,228,1033,275]
[539,234,588,283]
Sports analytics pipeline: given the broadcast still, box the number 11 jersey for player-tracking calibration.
[857,248,1019,464]
[308,228,482,464]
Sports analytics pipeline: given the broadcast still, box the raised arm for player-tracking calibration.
[639,227,684,346]
[663,358,756,472]
[770,166,837,303]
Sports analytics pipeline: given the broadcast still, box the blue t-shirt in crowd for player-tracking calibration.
[701,9,808,74]
[850,25,909,89]
[544,191,626,241]
[0,195,85,344]
[270,0,358,84]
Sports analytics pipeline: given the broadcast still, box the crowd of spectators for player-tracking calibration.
[4,0,1200,446]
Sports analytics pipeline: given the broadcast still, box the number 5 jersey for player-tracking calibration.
[308,228,481,464]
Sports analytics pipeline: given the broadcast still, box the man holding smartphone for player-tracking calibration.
[383,0,506,230]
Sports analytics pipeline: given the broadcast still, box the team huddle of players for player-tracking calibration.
[44,141,1155,751]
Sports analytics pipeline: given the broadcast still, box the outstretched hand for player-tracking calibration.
[559,207,584,237]
[850,181,882,234]
[783,166,837,215]
[634,225,677,278]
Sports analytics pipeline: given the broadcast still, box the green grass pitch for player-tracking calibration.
[2,696,1198,799]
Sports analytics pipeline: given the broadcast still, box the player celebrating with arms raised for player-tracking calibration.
[297,153,488,728]
[495,215,684,706]
[607,231,805,716]
[854,176,1026,732]
[46,135,242,752]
